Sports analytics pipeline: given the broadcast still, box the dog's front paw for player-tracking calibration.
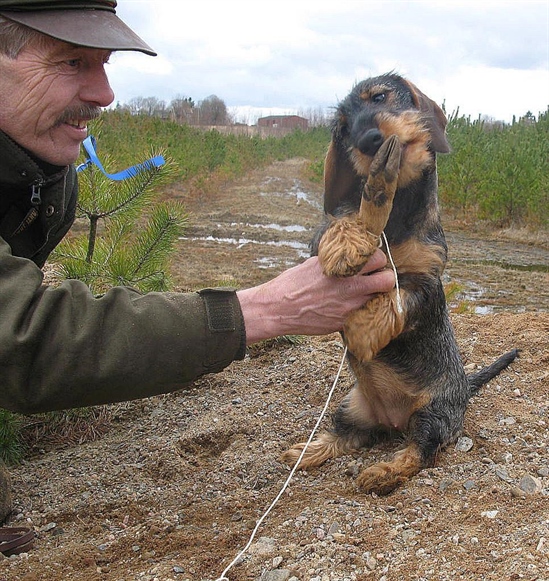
[317,215,380,277]
[344,291,406,362]
[355,463,407,495]
[357,135,402,236]
[281,431,352,469]
[365,134,401,205]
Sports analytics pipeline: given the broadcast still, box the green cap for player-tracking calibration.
[0,0,156,56]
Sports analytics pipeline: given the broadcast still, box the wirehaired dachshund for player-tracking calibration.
[282,73,518,495]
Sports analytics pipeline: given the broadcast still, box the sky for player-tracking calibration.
[109,0,549,125]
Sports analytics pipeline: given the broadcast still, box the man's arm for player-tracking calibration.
[0,241,392,414]
[0,238,245,414]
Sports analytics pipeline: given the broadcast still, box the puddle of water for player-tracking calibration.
[180,235,310,257]
[473,305,493,315]
[225,222,308,233]
[453,258,548,274]
[294,189,319,207]
[260,179,322,211]
[445,276,544,314]
[291,182,322,210]
[446,279,495,314]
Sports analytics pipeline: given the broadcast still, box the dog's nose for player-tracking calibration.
[357,128,384,156]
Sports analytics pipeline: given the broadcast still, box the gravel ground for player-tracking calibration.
[3,159,548,581]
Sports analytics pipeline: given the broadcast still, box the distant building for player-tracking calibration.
[257,115,309,130]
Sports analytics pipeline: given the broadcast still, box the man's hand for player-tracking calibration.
[237,249,394,345]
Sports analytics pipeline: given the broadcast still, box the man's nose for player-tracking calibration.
[79,64,115,108]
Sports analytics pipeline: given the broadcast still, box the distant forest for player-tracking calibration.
[116,92,545,129]
[116,93,337,127]
[99,102,549,229]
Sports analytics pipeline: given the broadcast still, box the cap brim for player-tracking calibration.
[0,9,156,56]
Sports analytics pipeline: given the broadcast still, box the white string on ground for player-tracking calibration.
[381,231,403,314]
[215,344,349,581]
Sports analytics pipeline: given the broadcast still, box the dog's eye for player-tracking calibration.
[372,93,386,103]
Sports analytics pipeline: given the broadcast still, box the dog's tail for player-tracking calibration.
[467,349,519,396]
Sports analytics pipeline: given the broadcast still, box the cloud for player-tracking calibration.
[110,0,549,122]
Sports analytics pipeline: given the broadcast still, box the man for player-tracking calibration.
[0,0,394,525]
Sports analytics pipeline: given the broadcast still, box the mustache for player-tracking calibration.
[55,105,102,125]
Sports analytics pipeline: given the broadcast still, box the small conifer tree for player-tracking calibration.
[51,122,187,293]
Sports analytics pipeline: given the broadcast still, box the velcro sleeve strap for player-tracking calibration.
[198,288,246,361]
[198,288,238,332]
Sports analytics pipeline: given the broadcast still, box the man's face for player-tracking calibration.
[0,37,114,166]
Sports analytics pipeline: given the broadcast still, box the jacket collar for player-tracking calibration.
[0,130,68,190]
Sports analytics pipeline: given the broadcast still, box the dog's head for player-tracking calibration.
[324,73,450,214]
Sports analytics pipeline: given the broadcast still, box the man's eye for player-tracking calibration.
[372,93,386,103]
[66,59,81,67]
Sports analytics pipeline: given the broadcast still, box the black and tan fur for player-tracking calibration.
[281,73,518,495]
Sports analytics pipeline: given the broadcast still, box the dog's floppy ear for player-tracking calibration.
[404,79,451,154]
[324,134,361,215]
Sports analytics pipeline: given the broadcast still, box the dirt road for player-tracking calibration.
[171,158,549,314]
[5,159,549,581]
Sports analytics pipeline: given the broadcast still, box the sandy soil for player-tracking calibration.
[3,159,548,581]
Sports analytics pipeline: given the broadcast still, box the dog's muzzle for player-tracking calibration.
[356,128,384,156]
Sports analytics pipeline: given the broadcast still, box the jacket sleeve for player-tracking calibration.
[0,238,246,414]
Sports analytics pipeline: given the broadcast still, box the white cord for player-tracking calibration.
[381,231,403,314]
[216,233,402,579]
[215,345,349,581]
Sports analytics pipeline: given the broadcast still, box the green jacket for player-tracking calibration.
[0,131,246,414]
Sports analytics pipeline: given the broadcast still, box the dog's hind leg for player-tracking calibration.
[318,135,401,277]
[356,392,466,495]
[281,385,389,469]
